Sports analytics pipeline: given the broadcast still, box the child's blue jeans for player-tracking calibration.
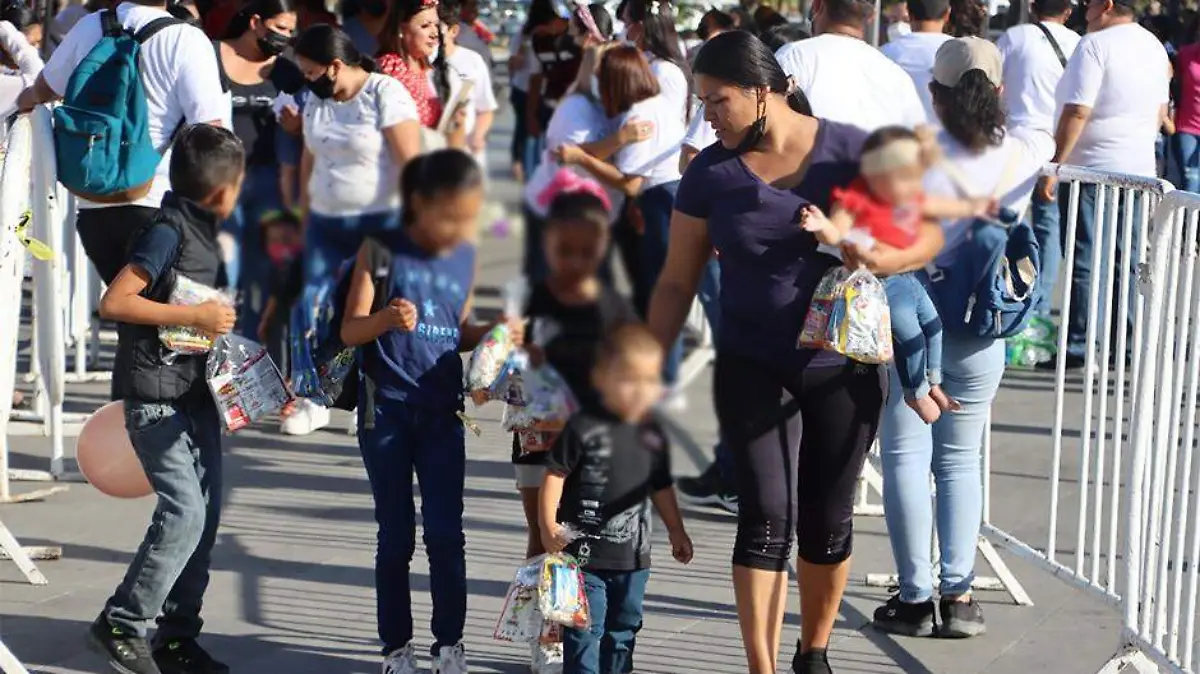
[562,568,650,674]
[105,392,222,642]
[885,272,943,401]
[357,397,467,656]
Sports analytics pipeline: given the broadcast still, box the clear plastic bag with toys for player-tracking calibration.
[205,334,294,433]
[538,552,590,629]
[465,278,529,404]
[159,274,235,359]
[825,268,893,364]
[502,365,579,446]
[494,556,546,643]
[797,266,849,350]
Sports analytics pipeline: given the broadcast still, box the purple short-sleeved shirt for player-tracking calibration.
[675,119,868,368]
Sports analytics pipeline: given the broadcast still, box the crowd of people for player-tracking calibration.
[0,0,1185,671]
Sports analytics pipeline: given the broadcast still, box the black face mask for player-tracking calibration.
[258,29,291,57]
[307,71,336,99]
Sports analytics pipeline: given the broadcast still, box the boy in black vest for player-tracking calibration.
[90,124,245,674]
[540,324,694,674]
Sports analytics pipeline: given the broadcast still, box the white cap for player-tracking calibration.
[932,36,1003,88]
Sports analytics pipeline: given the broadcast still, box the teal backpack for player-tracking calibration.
[53,11,183,203]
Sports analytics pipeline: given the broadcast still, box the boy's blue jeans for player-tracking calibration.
[106,392,223,642]
[358,398,467,656]
[562,569,650,674]
[885,272,943,401]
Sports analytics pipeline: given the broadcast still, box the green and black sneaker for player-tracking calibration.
[152,639,230,674]
[86,615,162,674]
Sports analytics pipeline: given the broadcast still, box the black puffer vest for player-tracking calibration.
[113,192,222,403]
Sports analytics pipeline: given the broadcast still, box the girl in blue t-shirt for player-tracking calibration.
[340,149,523,674]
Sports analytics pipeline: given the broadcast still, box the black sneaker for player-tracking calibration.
[152,639,230,674]
[872,595,936,637]
[938,596,986,638]
[676,463,738,513]
[87,615,162,674]
[791,646,833,674]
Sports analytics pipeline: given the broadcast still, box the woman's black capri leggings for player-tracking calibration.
[714,353,886,571]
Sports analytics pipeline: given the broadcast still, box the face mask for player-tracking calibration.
[886,21,911,41]
[267,241,301,265]
[307,70,336,99]
[257,29,291,57]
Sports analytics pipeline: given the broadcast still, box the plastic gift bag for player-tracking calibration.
[206,334,294,433]
[503,365,578,436]
[465,278,529,404]
[797,266,849,350]
[494,555,556,643]
[825,268,893,364]
[539,553,589,629]
[159,274,235,358]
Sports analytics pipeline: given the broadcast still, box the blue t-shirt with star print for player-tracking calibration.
[367,229,476,410]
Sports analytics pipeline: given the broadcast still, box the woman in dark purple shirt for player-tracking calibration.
[647,31,945,674]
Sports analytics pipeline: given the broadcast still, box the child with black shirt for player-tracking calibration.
[255,209,304,365]
[513,187,638,672]
[90,125,245,674]
[540,324,694,674]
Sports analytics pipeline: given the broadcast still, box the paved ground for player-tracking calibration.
[1,107,1139,673]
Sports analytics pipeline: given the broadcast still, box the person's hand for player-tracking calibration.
[192,300,236,337]
[841,239,907,276]
[541,522,569,554]
[468,132,487,154]
[451,104,469,133]
[506,315,527,347]
[384,298,418,332]
[15,86,36,114]
[969,197,1000,218]
[669,527,693,564]
[552,143,585,166]
[1037,176,1057,203]
[800,204,840,245]
[618,119,654,145]
[279,105,302,135]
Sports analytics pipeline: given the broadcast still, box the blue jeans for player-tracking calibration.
[562,569,650,674]
[879,334,1005,602]
[304,211,400,285]
[224,164,282,335]
[358,398,467,655]
[106,393,223,641]
[1030,192,1061,317]
[1061,184,1141,360]
[637,181,682,386]
[1174,132,1200,193]
[885,273,943,401]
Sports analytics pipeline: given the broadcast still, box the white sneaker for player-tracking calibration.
[661,387,688,412]
[383,643,419,674]
[530,642,563,673]
[347,408,358,436]
[432,642,468,674]
[279,399,331,436]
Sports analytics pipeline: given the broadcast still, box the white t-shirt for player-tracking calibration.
[508,35,536,92]
[997,22,1081,133]
[614,94,684,191]
[456,22,493,69]
[683,104,717,152]
[925,125,1055,266]
[303,73,420,216]
[1055,22,1169,177]
[446,46,498,136]
[43,2,228,209]
[523,93,624,222]
[649,57,688,123]
[776,33,926,131]
[880,31,952,125]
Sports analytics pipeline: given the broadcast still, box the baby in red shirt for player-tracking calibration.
[802,126,994,424]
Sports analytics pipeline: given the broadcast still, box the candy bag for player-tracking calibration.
[159,274,235,359]
[797,266,848,350]
[502,365,578,435]
[539,553,589,629]
[825,268,893,364]
[465,278,530,403]
[206,334,294,433]
[494,555,557,643]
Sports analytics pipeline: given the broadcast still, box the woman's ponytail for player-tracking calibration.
[786,88,812,116]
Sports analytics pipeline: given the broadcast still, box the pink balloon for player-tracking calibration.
[75,401,153,499]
